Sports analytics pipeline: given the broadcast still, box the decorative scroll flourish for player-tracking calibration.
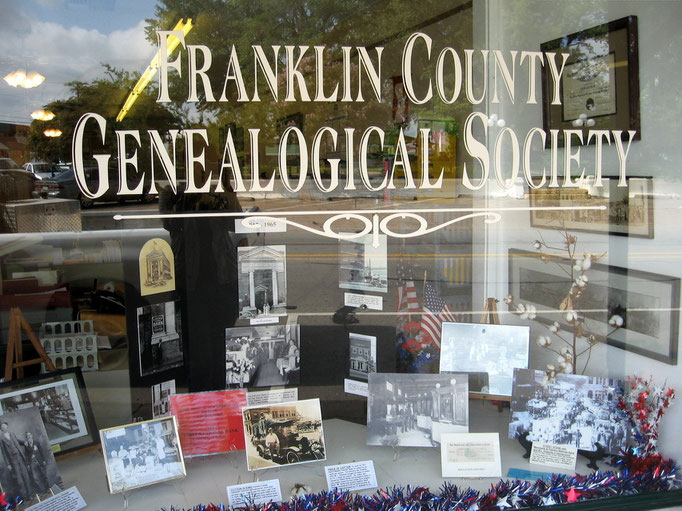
[241,211,500,247]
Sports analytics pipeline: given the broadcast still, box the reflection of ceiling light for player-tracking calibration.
[44,129,62,137]
[4,70,45,88]
[116,18,194,122]
[31,109,55,121]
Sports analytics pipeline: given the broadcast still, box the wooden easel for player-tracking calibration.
[470,298,511,411]
[4,307,56,381]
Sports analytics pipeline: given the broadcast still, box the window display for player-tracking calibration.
[0,0,681,509]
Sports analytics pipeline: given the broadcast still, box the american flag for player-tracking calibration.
[420,282,457,348]
[396,260,419,321]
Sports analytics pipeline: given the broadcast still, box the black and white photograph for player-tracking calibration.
[137,300,184,377]
[508,369,627,454]
[100,416,185,493]
[349,333,377,381]
[242,398,325,470]
[0,378,89,446]
[367,373,469,447]
[238,245,288,319]
[0,408,64,504]
[339,234,388,293]
[225,325,300,387]
[439,322,530,396]
[151,380,176,418]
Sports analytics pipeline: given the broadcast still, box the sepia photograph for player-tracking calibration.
[225,325,300,387]
[242,399,325,470]
[0,408,63,504]
[339,234,388,293]
[508,369,627,454]
[238,245,288,319]
[137,300,184,377]
[349,333,376,381]
[100,416,185,493]
[367,373,469,447]
[0,378,89,446]
[439,322,530,396]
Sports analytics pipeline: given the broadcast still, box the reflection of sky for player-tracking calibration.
[1,0,158,124]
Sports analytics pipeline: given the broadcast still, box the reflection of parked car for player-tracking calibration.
[22,161,62,180]
[0,158,38,202]
[252,419,324,465]
[32,165,155,208]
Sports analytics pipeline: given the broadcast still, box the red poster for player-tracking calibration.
[170,389,247,456]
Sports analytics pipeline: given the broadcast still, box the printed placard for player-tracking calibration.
[247,388,299,406]
[344,293,383,311]
[325,460,378,492]
[26,487,86,511]
[344,378,368,397]
[530,442,578,471]
[440,432,501,478]
[227,479,283,507]
[250,316,280,325]
[236,217,287,233]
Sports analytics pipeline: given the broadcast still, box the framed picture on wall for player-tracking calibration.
[529,176,653,238]
[540,16,640,144]
[508,249,679,365]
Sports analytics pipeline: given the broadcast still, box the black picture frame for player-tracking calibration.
[0,367,98,456]
[540,16,640,145]
[508,248,679,365]
[529,176,654,238]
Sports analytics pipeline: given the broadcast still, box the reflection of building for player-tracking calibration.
[238,246,287,317]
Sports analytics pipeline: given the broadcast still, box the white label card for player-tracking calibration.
[235,217,287,233]
[250,316,279,325]
[440,432,502,478]
[227,479,283,507]
[247,388,299,406]
[26,487,86,511]
[325,460,378,492]
[344,379,368,397]
[530,442,578,471]
[344,293,383,311]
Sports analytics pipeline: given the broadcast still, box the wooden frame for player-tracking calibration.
[529,176,654,238]
[508,249,679,365]
[0,367,98,457]
[541,16,640,145]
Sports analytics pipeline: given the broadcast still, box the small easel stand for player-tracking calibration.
[470,298,510,412]
[4,307,57,381]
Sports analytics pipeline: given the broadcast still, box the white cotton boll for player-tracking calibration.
[497,118,506,127]
[586,119,596,127]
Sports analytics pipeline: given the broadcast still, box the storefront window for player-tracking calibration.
[0,0,681,509]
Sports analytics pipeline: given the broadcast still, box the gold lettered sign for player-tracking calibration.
[139,238,175,296]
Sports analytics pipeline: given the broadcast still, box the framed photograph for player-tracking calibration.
[0,407,64,503]
[509,369,626,454]
[349,333,377,381]
[99,416,186,493]
[237,245,288,319]
[225,325,300,387]
[367,373,468,447]
[541,16,640,144]
[137,299,184,377]
[508,249,680,364]
[242,398,326,470]
[529,176,653,238]
[151,379,176,419]
[439,322,530,396]
[0,367,98,456]
[339,234,388,293]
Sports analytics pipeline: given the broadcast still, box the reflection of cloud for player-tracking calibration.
[0,17,153,123]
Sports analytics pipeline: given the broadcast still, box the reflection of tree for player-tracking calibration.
[28,65,182,166]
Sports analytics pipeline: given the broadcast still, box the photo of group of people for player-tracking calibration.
[0,408,63,503]
[100,417,185,493]
[509,369,627,454]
